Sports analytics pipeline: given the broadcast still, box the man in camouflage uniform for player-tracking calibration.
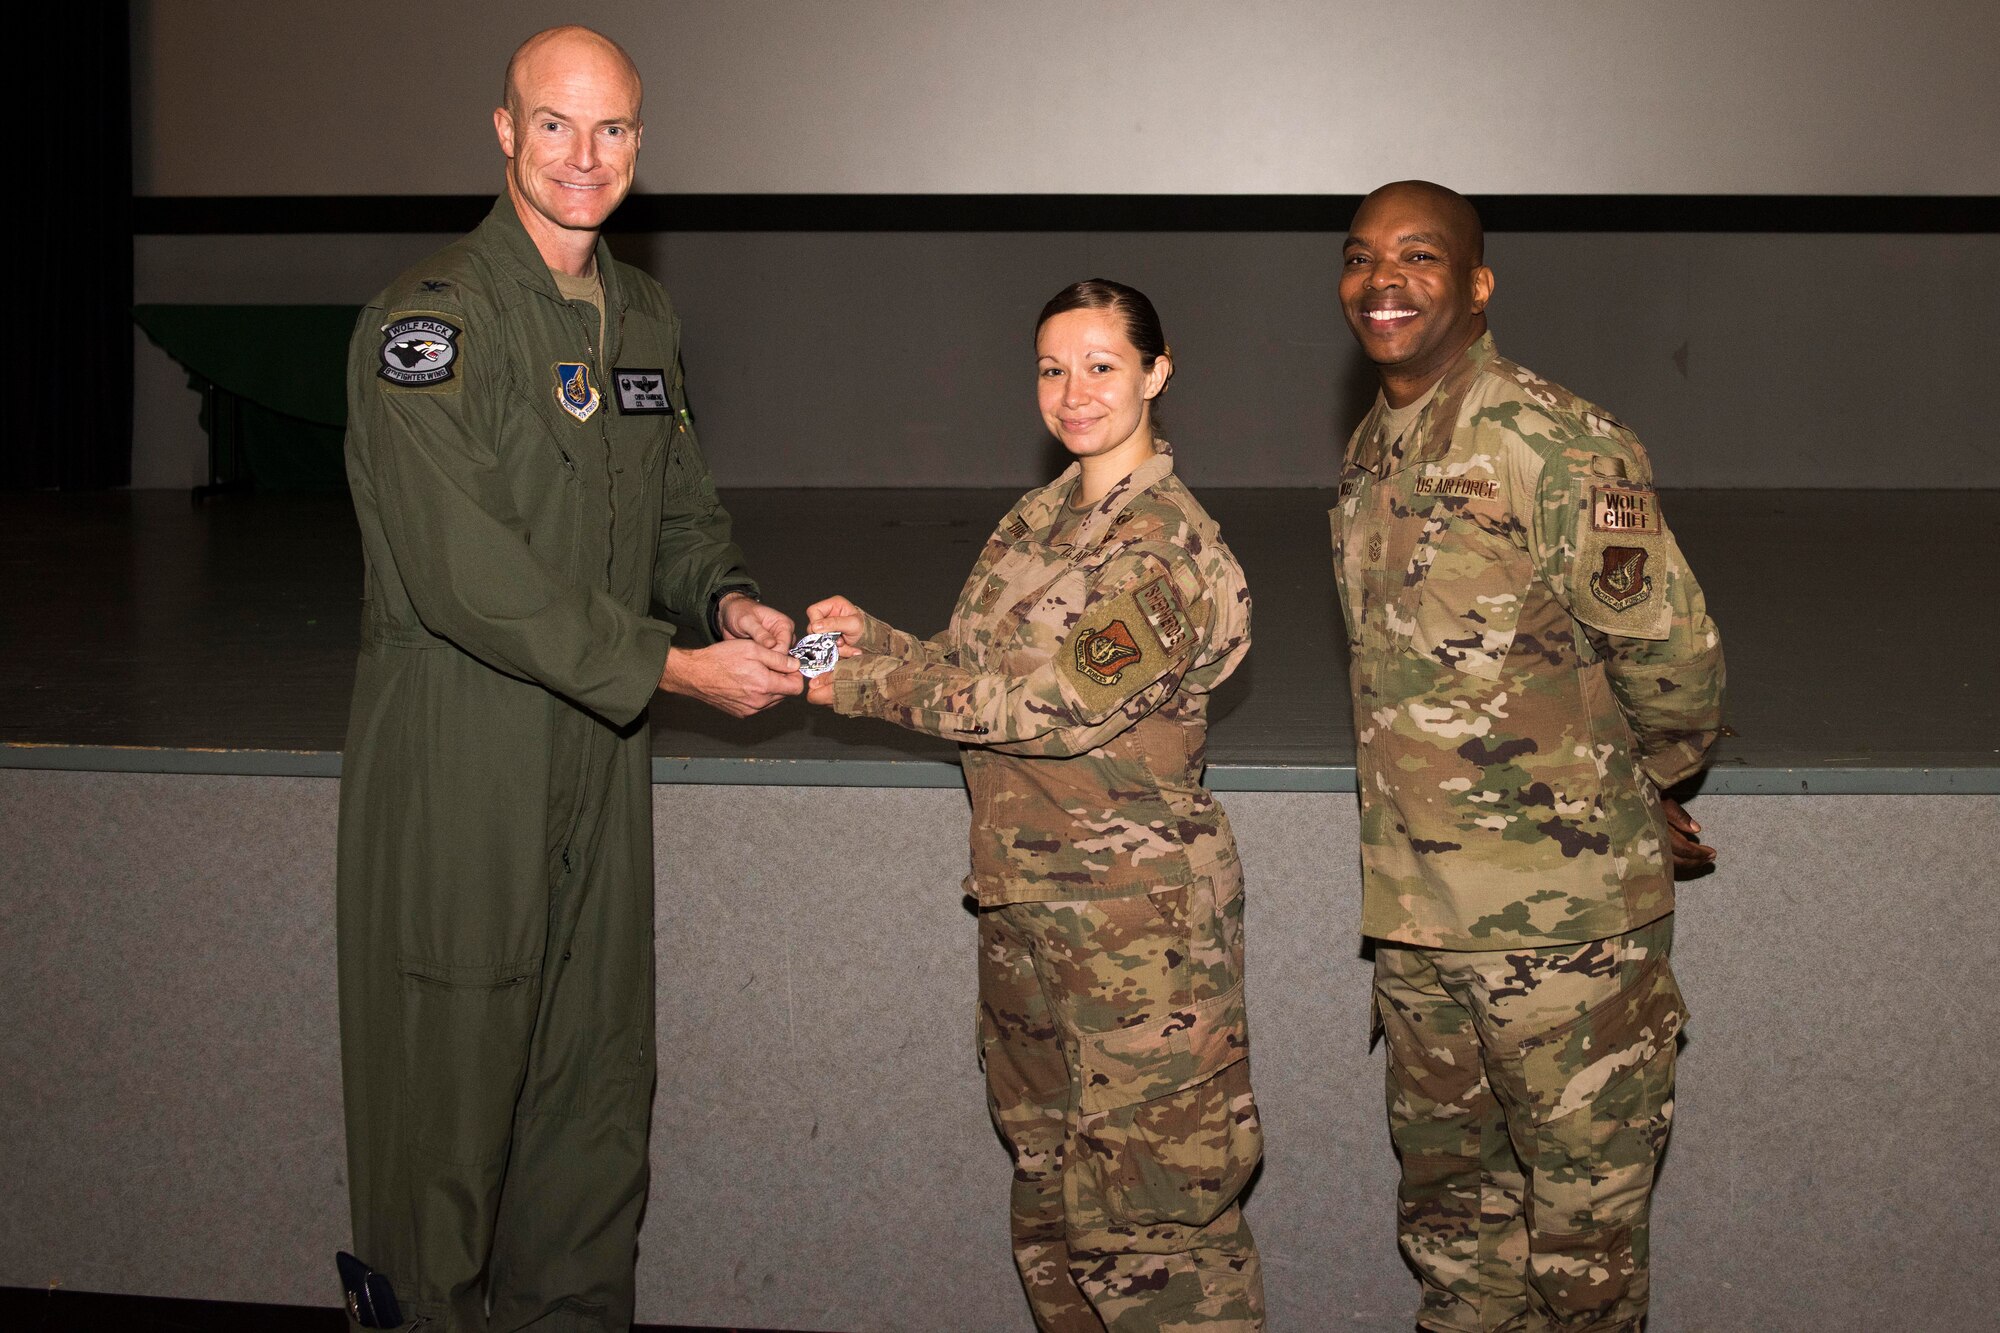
[338,27,801,1331]
[1331,181,1725,1332]
[809,442,1264,1331]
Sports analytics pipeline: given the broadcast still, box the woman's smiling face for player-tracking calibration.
[1035,307,1170,462]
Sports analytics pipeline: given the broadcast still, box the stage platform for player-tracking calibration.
[3,487,1994,790]
[5,486,1998,1331]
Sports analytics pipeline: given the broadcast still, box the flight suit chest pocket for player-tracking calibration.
[632,418,670,480]
[1405,498,1530,681]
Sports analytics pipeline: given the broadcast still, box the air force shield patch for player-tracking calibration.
[554,362,600,422]
[1590,545,1653,610]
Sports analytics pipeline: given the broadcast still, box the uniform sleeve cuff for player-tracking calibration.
[831,655,900,718]
[705,580,762,642]
[604,617,675,726]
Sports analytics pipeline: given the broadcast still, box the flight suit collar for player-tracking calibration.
[1347,331,1499,478]
[1012,443,1177,553]
[473,194,628,365]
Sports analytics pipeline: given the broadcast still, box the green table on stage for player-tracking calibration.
[135,304,362,493]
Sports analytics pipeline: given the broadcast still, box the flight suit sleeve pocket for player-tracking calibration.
[398,955,542,1167]
[1071,983,1261,1228]
[1489,958,1685,1236]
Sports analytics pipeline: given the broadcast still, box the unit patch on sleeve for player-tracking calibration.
[377,316,460,386]
[553,362,601,422]
[1589,545,1653,610]
[613,367,670,414]
[1591,485,1661,535]
[1074,620,1143,686]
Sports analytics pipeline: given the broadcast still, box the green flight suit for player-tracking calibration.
[337,195,756,1332]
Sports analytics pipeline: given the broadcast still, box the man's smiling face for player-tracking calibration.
[495,30,643,240]
[1339,183,1494,400]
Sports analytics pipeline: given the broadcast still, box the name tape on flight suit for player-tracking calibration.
[613,367,670,414]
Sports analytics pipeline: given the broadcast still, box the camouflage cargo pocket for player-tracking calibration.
[1489,957,1686,1234]
[1407,505,1528,682]
[1072,982,1262,1228]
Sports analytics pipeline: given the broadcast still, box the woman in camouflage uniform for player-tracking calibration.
[805,281,1264,1332]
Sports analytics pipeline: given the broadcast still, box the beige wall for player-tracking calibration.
[134,0,2000,197]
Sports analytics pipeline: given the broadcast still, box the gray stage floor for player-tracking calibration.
[2,489,1995,788]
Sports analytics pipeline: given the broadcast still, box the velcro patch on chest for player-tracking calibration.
[553,362,600,422]
[1591,485,1661,535]
[378,314,461,388]
[1005,514,1032,541]
[1414,474,1499,500]
[612,367,670,414]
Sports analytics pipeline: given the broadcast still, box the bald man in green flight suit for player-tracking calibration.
[336,26,802,1331]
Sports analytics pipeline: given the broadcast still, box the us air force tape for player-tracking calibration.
[1061,574,1196,714]
[378,314,461,388]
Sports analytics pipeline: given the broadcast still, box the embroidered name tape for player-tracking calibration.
[378,316,460,386]
[613,367,670,415]
[1135,576,1192,657]
[554,362,600,423]
[1591,485,1661,534]
[1415,475,1499,499]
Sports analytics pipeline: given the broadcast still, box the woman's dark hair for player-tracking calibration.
[1035,278,1170,370]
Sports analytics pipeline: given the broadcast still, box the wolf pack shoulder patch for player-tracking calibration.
[378,315,460,386]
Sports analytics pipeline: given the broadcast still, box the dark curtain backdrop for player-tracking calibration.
[6,4,133,488]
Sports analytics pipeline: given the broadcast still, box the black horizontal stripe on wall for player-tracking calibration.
[134,193,2000,235]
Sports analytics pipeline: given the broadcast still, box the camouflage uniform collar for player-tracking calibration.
[1013,443,1177,552]
[1349,332,1500,477]
[475,194,631,333]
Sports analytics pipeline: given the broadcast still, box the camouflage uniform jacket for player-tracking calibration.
[832,446,1252,907]
[1332,334,1724,950]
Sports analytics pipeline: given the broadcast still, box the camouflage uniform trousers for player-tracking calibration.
[979,865,1266,1332]
[1374,914,1686,1333]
